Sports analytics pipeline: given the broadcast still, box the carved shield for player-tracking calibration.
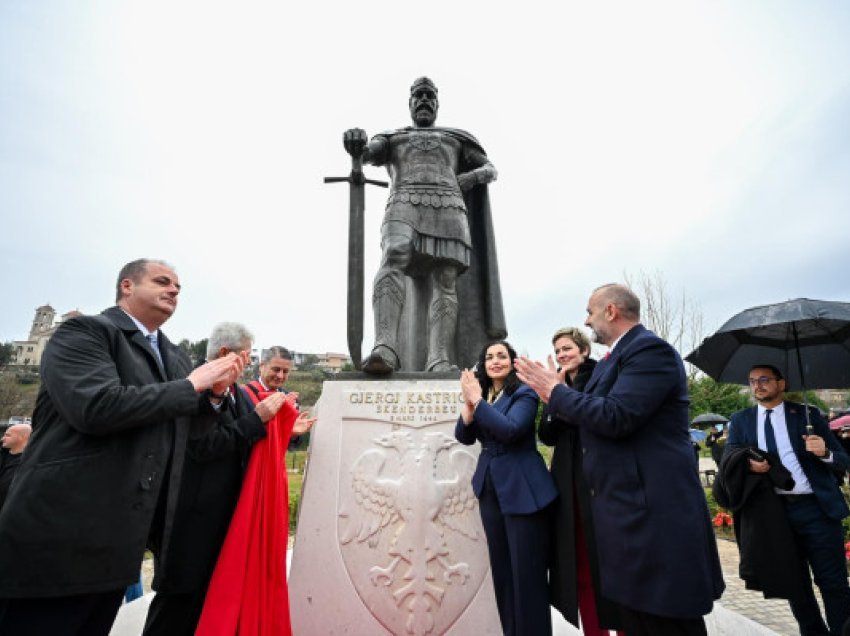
[336,390,489,636]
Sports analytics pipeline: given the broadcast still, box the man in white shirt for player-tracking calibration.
[728,364,850,636]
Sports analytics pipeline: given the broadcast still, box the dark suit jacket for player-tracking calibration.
[151,385,267,594]
[455,384,557,515]
[539,359,622,630]
[727,402,850,520]
[0,306,213,597]
[547,324,724,619]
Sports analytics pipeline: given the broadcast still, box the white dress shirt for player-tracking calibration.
[757,402,813,495]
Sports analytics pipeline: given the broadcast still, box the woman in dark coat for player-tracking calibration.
[539,327,624,636]
[456,340,557,636]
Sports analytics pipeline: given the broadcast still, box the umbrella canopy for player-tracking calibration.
[685,298,850,390]
[829,414,850,431]
[689,428,708,442]
[691,412,728,426]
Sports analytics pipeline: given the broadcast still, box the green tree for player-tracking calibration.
[178,338,209,365]
[785,390,830,415]
[285,370,324,407]
[688,376,751,422]
[0,342,14,366]
[299,354,320,372]
[0,375,37,421]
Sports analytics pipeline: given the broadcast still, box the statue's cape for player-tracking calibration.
[455,175,507,365]
[376,126,506,366]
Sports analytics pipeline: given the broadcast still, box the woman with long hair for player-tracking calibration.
[539,327,623,635]
[455,340,557,636]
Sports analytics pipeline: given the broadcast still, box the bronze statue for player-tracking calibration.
[343,77,506,374]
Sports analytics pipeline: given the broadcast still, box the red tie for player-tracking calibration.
[603,351,611,361]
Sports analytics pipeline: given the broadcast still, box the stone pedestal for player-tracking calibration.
[289,378,502,635]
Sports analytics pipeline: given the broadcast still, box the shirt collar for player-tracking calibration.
[607,325,638,357]
[120,309,158,339]
[757,401,785,418]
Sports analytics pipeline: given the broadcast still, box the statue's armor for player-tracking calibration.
[373,130,472,274]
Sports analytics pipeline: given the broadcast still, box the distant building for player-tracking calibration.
[259,348,352,374]
[11,305,83,367]
[315,352,352,374]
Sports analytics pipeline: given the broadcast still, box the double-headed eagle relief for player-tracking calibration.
[338,430,485,635]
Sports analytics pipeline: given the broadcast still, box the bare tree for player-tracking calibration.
[623,269,705,377]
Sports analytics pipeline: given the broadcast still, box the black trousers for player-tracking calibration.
[0,590,125,636]
[142,589,208,636]
[479,473,552,636]
[619,605,707,636]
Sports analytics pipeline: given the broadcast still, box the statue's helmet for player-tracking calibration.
[410,76,438,96]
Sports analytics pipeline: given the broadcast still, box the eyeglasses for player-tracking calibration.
[748,376,778,386]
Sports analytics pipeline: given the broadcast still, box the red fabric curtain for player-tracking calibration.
[196,395,296,636]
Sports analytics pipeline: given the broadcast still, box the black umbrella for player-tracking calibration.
[691,412,729,426]
[686,298,850,428]
[686,298,850,390]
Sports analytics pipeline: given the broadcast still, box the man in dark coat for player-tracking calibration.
[727,364,850,636]
[142,323,313,635]
[517,283,724,636]
[0,423,31,511]
[0,259,244,635]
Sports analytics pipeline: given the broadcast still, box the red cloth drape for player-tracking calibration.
[196,394,296,636]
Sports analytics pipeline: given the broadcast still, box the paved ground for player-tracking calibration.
[715,536,819,636]
[134,539,808,635]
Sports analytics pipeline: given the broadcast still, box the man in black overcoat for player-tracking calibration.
[0,259,245,635]
[142,322,313,635]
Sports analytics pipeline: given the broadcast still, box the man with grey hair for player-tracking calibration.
[144,323,313,635]
[0,259,244,635]
[242,346,314,433]
[0,423,31,510]
[516,283,724,635]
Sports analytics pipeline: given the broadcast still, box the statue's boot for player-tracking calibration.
[362,346,399,375]
[363,271,404,374]
[426,295,459,373]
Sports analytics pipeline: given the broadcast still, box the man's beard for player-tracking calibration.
[414,107,434,126]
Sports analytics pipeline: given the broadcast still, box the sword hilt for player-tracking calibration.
[323,173,388,188]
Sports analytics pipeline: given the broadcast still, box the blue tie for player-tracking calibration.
[764,409,777,455]
[147,334,164,368]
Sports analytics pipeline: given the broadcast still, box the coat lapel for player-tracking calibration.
[102,306,168,382]
[743,406,758,444]
[784,403,805,453]
[158,332,182,381]
[583,325,645,394]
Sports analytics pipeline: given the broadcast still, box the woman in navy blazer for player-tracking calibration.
[455,340,557,636]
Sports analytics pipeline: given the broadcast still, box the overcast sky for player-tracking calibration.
[2,1,849,362]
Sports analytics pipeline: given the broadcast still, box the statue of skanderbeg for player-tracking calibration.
[343,77,506,374]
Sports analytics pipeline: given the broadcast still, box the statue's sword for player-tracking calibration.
[324,156,387,370]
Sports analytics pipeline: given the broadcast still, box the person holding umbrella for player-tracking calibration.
[727,364,850,636]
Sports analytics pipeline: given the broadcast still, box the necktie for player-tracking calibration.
[603,351,611,361]
[147,333,164,368]
[764,409,777,455]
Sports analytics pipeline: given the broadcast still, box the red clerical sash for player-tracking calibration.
[196,393,296,636]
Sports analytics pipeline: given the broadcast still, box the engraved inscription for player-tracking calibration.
[346,391,464,426]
